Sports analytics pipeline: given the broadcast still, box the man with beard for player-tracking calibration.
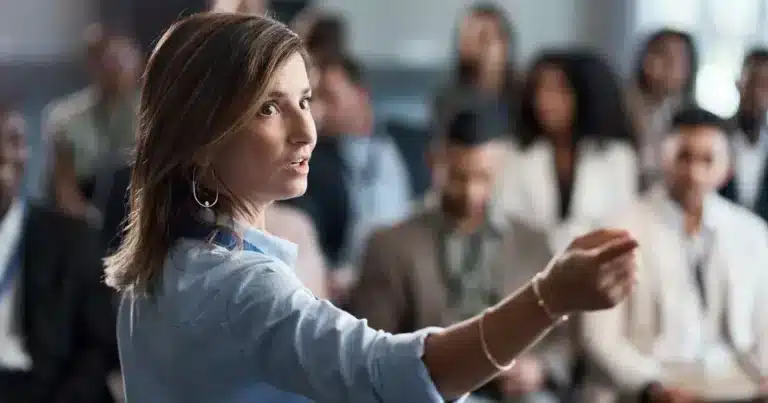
[349,109,571,403]
[0,106,117,402]
[581,107,768,403]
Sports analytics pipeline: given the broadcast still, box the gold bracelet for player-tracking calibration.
[532,272,569,324]
[478,308,515,371]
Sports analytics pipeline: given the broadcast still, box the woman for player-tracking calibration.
[498,51,638,250]
[105,13,638,403]
[627,29,698,188]
[433,2,518,137]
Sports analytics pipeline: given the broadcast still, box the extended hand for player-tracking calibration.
[539,229,638,315]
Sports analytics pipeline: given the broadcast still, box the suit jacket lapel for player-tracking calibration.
[17,207,61,359]
[408,211,449,328]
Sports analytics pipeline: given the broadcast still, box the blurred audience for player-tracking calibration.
[627,29,699,188]
[498,51,638,250]
[45,27,142,228]
[581,108,768,403]
[8,2,768,402]
[433,3,518,137]
[291,8,348,60]
[720,48,768,223]
[0,107,117,402]
[349,108,570,403]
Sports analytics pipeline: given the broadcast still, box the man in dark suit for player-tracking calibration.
[0,106,117,402]
[720,48,768,222]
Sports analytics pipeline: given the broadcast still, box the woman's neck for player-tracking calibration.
[547,132,573,151]
[231,201,270,231]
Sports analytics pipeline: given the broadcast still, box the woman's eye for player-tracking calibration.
[259,102,279,116]
[300,97,312,110]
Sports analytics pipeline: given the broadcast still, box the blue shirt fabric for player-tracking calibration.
[338,133,412,266]
[117,213,461,403]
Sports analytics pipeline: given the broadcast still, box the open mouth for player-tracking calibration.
[290,158,308,166]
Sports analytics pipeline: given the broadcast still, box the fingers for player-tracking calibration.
[592,236,638,264]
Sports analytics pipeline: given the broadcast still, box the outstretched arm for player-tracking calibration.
[225,230,637,402]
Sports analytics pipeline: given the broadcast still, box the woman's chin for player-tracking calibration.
[274,180,308,201]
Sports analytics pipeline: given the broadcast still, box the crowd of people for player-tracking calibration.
[1,0,768,402]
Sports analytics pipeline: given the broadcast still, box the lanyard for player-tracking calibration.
[433,216,500,311]
[178,217,264,254]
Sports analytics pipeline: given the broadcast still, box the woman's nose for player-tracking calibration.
[289,110,317,146]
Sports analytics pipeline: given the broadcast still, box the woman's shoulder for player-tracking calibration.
[163,241,305,319]
[170,240,299,283]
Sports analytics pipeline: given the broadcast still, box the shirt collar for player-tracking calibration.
[198,208,298,268]
[654,186,720,236]
[424,193,508,238]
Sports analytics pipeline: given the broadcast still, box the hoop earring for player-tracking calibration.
[191,167,219,209]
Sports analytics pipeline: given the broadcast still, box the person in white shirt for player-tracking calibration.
[581,107,768,403]
[498,51,638,251]
[720,48,768,223]
[626,29,698,188]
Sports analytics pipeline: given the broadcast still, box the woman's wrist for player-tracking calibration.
[482,284,563,359]
[535,272,571,317]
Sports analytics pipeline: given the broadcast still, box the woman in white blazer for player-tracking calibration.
[498,51,639,250]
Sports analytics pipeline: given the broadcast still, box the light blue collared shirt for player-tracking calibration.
[338,133,412,266]
[117,216,459,403]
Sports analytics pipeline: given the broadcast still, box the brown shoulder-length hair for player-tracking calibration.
[104,12,306,295]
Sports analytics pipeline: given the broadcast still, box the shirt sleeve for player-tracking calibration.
[223,255,465,403]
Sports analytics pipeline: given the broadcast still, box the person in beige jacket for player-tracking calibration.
[349,109,574,403]
[581,108,768,403]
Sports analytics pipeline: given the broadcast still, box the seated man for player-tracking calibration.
[0,107,117,402]
[45,27,142,227]
[581,108,768,402]
[349,109,570,403]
